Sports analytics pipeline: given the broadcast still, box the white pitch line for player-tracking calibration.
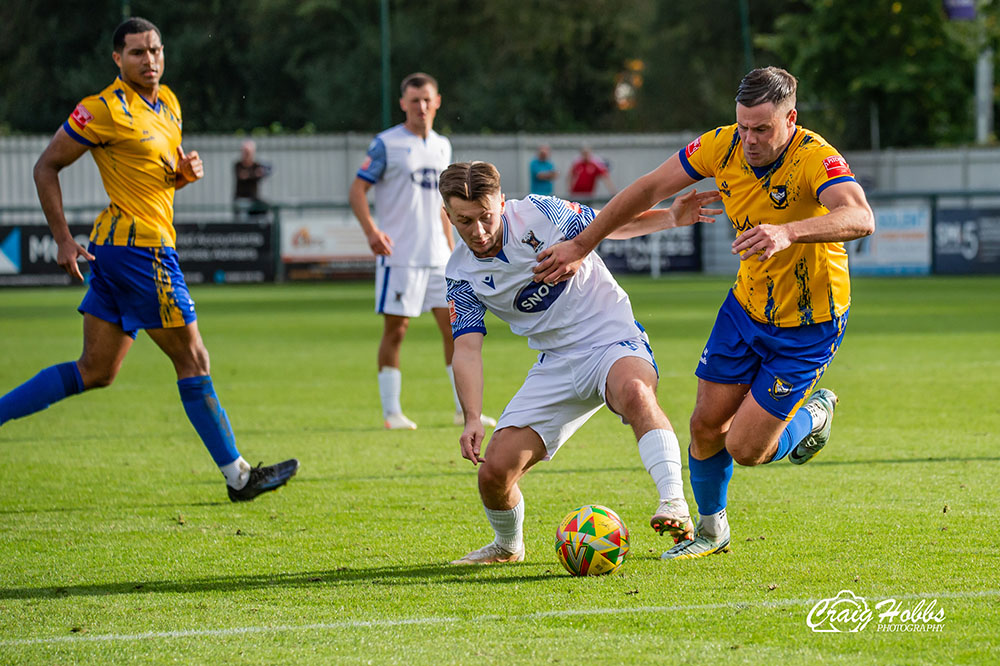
[2,589,997,648]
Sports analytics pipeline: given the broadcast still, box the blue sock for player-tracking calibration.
[688,446,734,516]
[0,362,84,425]
[768,407,813,463]
[178,375,240,466]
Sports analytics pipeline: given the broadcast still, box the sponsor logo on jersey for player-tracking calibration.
[769,377,793,400]
[520,230,544,252]
[360,156,372,170]
[411,167,439,190]
[514,279,567,313]
[822,155,851,178]
[563,200,582,215]
[769,185,789,209]
[482,275,495,289]
[448,300,457,324]
[685,136,702,157]
[71,104,94,128]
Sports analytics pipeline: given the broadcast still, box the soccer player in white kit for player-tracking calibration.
[440,161,722,564]
[350,73,496,430]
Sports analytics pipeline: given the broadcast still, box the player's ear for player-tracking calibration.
[112,49,122,68]
[787,107,797,126]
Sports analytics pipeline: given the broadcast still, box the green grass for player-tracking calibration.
[0,276,998,664]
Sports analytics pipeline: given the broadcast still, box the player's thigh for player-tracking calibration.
[375,262,430,317]
[603,353,659,422]
[421,265,448,312]
[496,353,605,461]
[749,313,848,421]
[78,313,135,386]
[695,291,760,387]
[725,390,790,462]
[481,425,547,483]
[80,244,196,335]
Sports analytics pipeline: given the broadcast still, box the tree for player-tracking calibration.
[757,0,978,148]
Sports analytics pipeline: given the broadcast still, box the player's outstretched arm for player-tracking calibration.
[33,128,94,282]
[453,332,487,466]
[534,153,696,284]
[607,189,722,240]
[732,181,874,261]
[349,177,393,256]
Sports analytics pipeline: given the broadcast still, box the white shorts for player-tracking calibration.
[494,333,658,460]
[374,261,447,317]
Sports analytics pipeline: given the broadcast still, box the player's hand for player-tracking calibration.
[670,189,723,227]
[176,146,204,183]
[366,229,393,256]
[532,238,586,284]
[459,422,486,466]
[732,223,792,261]
[56,237,95,282]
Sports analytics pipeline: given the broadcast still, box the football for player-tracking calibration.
[554,504,630,576]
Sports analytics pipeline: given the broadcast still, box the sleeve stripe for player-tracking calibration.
[816,175,857,198]
[62,121,97,147]
[454,326,487,338]
[677,150,707,181]
[356,172,377,184]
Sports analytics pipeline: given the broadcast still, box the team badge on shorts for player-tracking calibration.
[521,230,544,252]
[769,377,794,400]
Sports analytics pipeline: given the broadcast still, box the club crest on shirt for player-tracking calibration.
[769,185,789,209]
[521,230,544,253]
[769,377,794,400]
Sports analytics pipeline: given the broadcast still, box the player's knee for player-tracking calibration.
[477,458,514,495]
[689,411,721,446]
[614,377,656,418]
[726,439,769,467]
[77,361,118,389]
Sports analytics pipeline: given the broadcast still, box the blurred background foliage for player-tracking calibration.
[1,0,998,148]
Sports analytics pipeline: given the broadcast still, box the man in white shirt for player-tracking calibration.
[350,73,496,430]
[441,161,721,564]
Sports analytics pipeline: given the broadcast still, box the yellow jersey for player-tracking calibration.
[680,124,856,327]
[63,77,183,248]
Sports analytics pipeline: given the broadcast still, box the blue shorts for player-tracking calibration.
[79,243,197,338]
[695,290,848,420]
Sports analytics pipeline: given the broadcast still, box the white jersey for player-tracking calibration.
[357,124,452,267]
[446,195,641,353]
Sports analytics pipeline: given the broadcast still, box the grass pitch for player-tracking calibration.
[0,276,997,664]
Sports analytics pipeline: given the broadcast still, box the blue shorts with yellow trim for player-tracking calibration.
[695,290,848,421]
[79,243,196,338]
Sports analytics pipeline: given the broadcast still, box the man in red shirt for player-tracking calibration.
[568,147,616,199]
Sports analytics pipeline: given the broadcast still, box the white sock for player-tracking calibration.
[484,496,525,552]
[378,366,403,417]
[446,365,462,413]
[699,508,730,539]
[220,457,251,489]
[637,429,685,502]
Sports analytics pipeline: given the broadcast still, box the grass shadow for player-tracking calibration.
[0,563,564,601]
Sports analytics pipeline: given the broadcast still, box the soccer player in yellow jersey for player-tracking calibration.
[533,67,875,558]
[0,17,298,502]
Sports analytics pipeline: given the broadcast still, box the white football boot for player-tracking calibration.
[384,412,417,430]
[453,412,498,427]
[450,542,525,565]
